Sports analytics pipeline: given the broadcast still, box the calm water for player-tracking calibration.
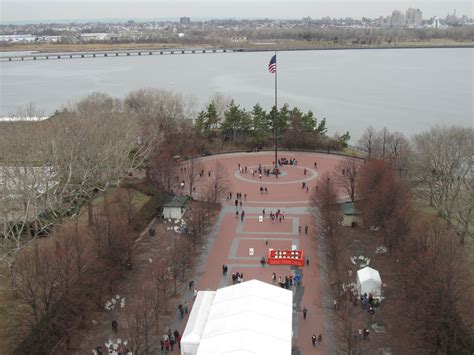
[0,48,472,139]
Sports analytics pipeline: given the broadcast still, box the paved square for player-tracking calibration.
[178,152,349,354]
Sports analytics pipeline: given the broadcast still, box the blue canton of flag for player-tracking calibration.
[268,54,276,73]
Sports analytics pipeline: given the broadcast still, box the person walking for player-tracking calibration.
[303,306,308,319]
[184,301,189,314]
[318,334,323,344]
[305,225,309,234]
[170,334,175,351]
[111,320,118,333]
[311,334,317,347]
[298,225,302,234]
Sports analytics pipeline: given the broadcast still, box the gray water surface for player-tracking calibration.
[0,48,472,139]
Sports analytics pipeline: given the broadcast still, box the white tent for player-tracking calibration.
[181,280,293,355]
[181,291,216,355]
[356,266,382,297]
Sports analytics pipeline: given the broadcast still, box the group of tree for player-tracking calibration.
[2,187,212,354]
[0,88,227,352]
[226,26,474,46]
[195,98,350,150]
[311,125,473,352]
[358,125,473,243]
[0,89,197,254]
[409,125,473,242]
[358,126,410,171]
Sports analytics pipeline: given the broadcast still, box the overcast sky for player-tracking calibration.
[1,0,472,23]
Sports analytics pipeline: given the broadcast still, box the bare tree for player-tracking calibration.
[204,161,229,204]
[125,287,156,354]
[375,127,392,161]
[310,173,341,234]
[398,217,474,353]
[358,126,377,159]
[410,126,473,242]
[185,204,211,249]
[148,144,178,192]
[358,160,413,251]
[335,158,361,202]
[185,157,201,197]
[113,188,138,226]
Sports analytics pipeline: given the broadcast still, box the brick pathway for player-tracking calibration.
[173,152,347,354]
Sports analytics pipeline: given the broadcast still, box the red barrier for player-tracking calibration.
[267,249,305,266]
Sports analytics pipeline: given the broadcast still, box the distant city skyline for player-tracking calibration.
[1,0,472,23]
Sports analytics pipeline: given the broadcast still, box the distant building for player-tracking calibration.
[80,33,108,42]
[180,17,191,26]
[445,10,459,25]
[230,36,248,43]
[391,10,405,27]
[432,16,441,28]
[405,8,422,27]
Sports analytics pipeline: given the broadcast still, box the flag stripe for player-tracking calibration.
[268,54,276,73]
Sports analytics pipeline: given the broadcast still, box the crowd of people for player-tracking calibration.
[271,272,300,289]
[160,328,182,353]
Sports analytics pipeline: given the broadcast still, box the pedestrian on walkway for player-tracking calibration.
[241,210,245,221]
[189,280,194,290]
[236,210,239,219]
[318,334,323,344]
[170,335,175,351]
[305,225,308,234]
[193,289,197,299]
[364,329,370,341]
[298,226,302,234]
[184,301,189,314]
[303,306,308,319]
[306,256,309,266]
[312,334,317,346]
[111,320,118,333]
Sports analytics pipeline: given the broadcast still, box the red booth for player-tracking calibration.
[267,249,305,266]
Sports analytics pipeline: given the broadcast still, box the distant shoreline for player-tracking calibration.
[0,41,472,54]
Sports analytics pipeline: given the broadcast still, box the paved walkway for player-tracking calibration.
[174,152,345,354]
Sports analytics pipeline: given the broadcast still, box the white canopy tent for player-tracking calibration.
[181,291,216,355]
[181,280,293,355]
[356,266,382,297]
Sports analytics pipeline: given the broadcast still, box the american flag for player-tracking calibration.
[268,54,276,73]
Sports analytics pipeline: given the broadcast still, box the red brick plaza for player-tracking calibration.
[181,151,348,354]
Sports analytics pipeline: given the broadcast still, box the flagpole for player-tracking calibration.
[274,51,278,172]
